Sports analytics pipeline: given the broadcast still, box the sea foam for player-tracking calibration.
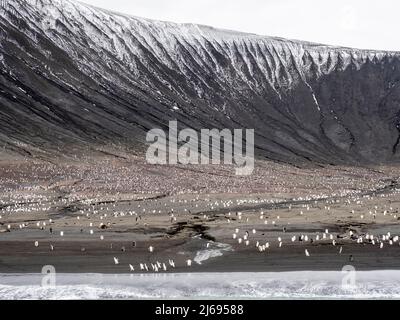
[1,271,400,299]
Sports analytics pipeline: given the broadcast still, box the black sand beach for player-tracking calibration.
[1,159,400,274]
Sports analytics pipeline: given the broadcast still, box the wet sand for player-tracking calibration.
[1,239,400,273]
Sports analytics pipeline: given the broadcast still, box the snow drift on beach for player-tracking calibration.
[1,271,400,299]
[194,242,233,265]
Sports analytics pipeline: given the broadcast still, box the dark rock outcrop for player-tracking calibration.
[1,0,400,166]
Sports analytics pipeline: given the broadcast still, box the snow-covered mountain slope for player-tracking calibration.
[1,0,400,165]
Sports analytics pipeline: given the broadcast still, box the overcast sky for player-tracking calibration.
[78,0,399,51]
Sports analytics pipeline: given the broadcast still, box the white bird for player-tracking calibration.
[113,257,119,265]
[90,229,94,235]
[149,246,154,253]
[169,259,175,268]
[339,246,343,254]
[34,241,39,247]
[163,263,167,271]
[100,235,104,240]
[129,264,134,272]
[305,249,310,257]
[380,242,384,249]
[186,259,192,267]
[140,263,144,270]
[232,234,237,239]
[291,236,296,242]
[60,231,64,236]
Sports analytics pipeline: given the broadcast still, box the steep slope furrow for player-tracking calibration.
[1,0,400,165]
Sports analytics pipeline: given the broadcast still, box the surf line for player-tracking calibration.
[155,304,190,318]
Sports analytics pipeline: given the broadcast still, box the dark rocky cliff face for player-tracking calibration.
[1,0,400,166]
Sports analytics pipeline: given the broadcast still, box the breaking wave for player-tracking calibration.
[1,271,400,299]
